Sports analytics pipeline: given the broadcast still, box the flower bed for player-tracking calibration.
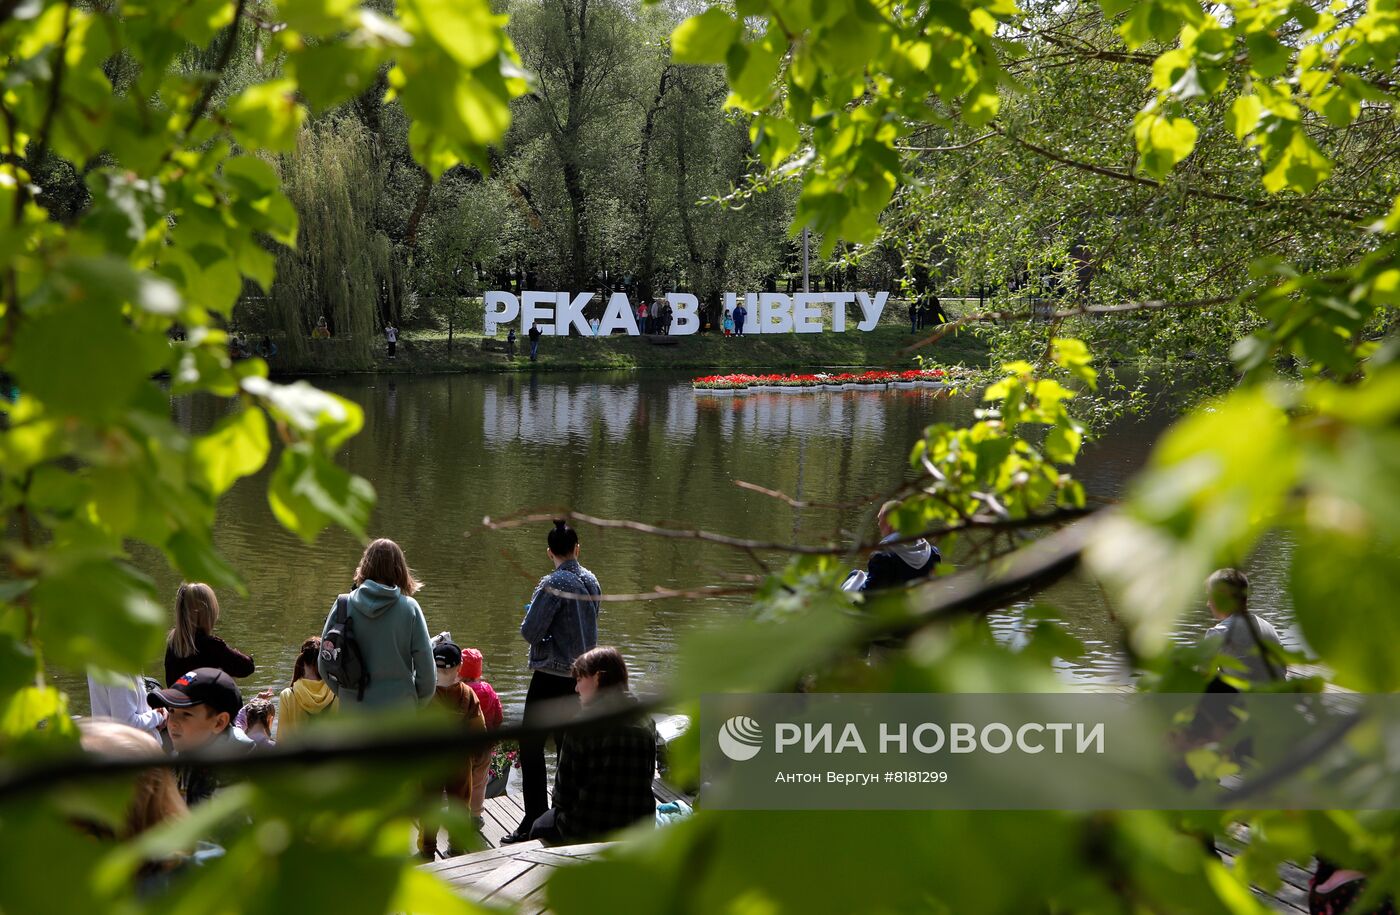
[693,368,957,393]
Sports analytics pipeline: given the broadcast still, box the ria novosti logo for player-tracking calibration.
[718,716,764,761]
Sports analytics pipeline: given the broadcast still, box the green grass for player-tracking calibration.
[277,321,990,377]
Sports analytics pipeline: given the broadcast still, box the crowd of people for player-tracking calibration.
[80,505,1353,910]
[82,522,659,883]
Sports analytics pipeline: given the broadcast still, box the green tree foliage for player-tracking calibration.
[8,0,1400,912]
[270,115,404,361]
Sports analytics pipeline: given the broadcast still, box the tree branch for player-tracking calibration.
[995,126,1368,223]
[179,0,248,142]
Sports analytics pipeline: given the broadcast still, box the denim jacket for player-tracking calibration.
[521,559,601,675]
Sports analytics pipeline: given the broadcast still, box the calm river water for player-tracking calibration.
[67,371,1302,712]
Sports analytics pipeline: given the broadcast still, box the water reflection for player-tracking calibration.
[63,372,1301,711]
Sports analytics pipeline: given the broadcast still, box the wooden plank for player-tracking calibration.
[476,809,509,849]
[425,841,545,880]
[491,859,557,904]
[474,859,539,901]
[531,841,614,859]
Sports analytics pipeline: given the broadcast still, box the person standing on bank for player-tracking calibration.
[501,520,602,844]
[528,323,542,361]
[733,301,747,336]
[164,583,255,687]
[318,538,435,709]
[384,322,398,359]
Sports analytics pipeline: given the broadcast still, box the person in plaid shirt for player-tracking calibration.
[527,646,656,844]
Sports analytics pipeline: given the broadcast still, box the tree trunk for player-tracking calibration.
[634,66,672,304]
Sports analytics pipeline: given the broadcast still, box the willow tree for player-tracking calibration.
[270,116,401,361]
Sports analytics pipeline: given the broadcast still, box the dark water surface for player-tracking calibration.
[66,372,1301,711]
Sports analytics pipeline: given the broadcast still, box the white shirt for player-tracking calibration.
[385,326,398,343]
[1203,612,1286,683]
[87,673,164,732]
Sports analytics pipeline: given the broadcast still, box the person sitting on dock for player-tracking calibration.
[526,647,656,846]
[845,499,940,593]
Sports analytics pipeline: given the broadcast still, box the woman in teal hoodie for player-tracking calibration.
[319,538,436,709]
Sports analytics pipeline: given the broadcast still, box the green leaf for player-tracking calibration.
[10,298,169,421]
[31,560,166,673]
[1134,111,1198,179]
[241,377,364,448]
[268,445,376,543]
[1226,94,1263,141]
[191,407,270,496]
[1245,31,1289,78]
[672,8,740,65]
[225,80,307,153]
[1261,130,1332,194]
[407,0,502,69]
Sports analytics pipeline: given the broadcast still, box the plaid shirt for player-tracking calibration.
[552,692,657,841]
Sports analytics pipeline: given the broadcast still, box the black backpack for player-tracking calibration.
[320,595,370,701]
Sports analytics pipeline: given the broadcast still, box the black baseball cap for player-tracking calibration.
[148,667,243,718]
[433,641,462,669]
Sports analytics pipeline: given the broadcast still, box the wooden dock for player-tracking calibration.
[421,775,691,912]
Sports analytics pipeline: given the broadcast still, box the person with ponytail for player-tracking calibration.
[276,636,338,738]
[500,519,602,844]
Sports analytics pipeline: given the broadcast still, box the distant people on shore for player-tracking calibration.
[312,315,331,339]
[502,520,602,845]
[459,647,502,825]
[722,310,734,336]
[637,300,649,334]
[384,322,398,359]
[526,647,656,845]
[320,538,435,709]
[506,327,517,359]
[164,583,255,687]
[276,636,338,738]
[733,301,748,335]
[418,636,488,859]
[147,667,256,807]
[1201,568,1286,689]
[528,324,541,361]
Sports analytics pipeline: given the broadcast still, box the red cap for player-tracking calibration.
[458,647,484,680]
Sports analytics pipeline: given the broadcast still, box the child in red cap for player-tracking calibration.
[459,647,502,825]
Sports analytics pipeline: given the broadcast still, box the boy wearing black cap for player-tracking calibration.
[148,667,256,807]
[418,638,488,859]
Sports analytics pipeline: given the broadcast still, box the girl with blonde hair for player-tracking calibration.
[163,582,255,686]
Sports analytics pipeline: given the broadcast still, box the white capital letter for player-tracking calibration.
[855,291,888,332]
[760,292,794,334]
[484,291,519,336]
[598,292,639,335]
[521,291,555,335]
[556,291,594,336]
[668,293,700,336]
[829,292,854,333]
[775,723,802,753]
[792,293,824,334]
